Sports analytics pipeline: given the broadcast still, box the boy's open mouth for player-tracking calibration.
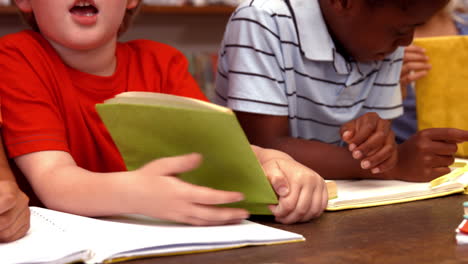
[70,0,99,16]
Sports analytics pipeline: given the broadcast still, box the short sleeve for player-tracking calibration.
[0,33,69,158]
[214,5,289,116]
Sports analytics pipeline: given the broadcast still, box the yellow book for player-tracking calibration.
[0,207,305,264]
[414,36,468,157]
[326,161,468,211]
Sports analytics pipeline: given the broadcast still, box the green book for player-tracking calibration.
[96,92,278,215]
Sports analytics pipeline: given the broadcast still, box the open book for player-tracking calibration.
[326,162,468,211]
[96,92,278,215]
[1,207,304,264]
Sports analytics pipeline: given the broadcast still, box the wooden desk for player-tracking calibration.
[124,195,468,264]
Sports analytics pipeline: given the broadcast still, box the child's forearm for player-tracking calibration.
[263,137,376,180]
[32,165,137,216]
[15,152,138,217]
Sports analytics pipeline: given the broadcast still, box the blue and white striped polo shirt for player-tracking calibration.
[214,0,404,145]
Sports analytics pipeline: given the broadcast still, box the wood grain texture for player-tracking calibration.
[124,195,468,264]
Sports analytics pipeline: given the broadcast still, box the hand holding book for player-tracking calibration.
[128,152,249,226]
[252,146,329,224]
[395,128,468,182]
[96,92,332,224]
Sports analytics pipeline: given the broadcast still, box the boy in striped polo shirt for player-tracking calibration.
[215,0,468,181]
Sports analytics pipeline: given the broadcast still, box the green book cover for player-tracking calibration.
[96,92,278,215]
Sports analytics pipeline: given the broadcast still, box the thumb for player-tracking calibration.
[264,161,290,197]
[340,121,355,143]
[140,153,203,176]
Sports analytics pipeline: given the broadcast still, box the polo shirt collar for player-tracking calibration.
[288,0,351,74]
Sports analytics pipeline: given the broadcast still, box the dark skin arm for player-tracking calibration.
[382,128,468,182]
[235,111,380,180]
[237,111,468,182]
[0,137,30,242]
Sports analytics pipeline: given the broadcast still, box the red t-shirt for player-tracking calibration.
[0,30,207,173]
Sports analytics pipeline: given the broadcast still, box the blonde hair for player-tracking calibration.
[17,1,142,36]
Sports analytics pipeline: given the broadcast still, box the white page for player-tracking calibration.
[0,209,92,264]
[0,208,304,264]
[327,161,468,209]
[328,179,464,208]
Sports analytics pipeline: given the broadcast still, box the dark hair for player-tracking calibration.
[17,2,142,36]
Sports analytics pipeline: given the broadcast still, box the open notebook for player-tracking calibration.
[1,207,304,264]
[327,161,468,211]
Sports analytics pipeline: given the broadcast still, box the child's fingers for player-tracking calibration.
[422,128,468,143]
[403,46,427,61]
[301,184,327,222]
[271,184,300,220]
[181,205,249,226]
[368,148,398,174]
[360,143,395,171]
[181,183,245,205]
[403,51,428,63]
[412,167,451,182]
[416,140,458,156]
[427,155,455,169]
[404,61,431,72]
[428,167,452,181]
[360,130,396,172]
[352,119,390,158]
[352,130,386,159]
[340,122,355,143]
[400,61,430,76]
[142,153,203,176]
[0,183,18,215]
[274,190,306,224]
[0,205,30,242]
[264,161,290,197]
[347,114,379,147]
[406,70,429,82]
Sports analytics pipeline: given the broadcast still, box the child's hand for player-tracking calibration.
[129,153,249,226]
[393,128,468,182]
[341,112,397,174]
[400,45,431,94]
[264,159,327,224]
[0,181,30,242]
[253,148,327,224]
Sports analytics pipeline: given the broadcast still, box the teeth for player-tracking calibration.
[76,1,92,7]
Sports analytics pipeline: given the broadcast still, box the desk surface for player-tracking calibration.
[124,195,468,264]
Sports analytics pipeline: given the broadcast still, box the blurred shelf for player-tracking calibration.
[0,5,16,14]
[0,4,235,15]
[141,5,234,15]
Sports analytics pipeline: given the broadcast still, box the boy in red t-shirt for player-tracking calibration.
[0,0,328,225]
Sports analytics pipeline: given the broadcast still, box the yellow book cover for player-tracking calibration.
[414,36,468,157]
